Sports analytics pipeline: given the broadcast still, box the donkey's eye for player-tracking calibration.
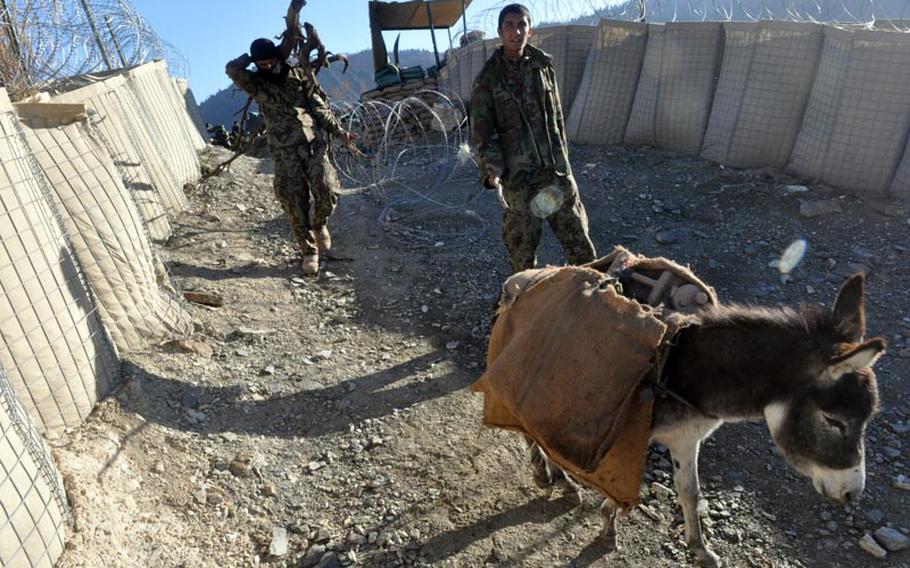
[824,416,847,433]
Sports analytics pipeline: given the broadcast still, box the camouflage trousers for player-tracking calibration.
[501,173,596,273]
[270,142,340,256]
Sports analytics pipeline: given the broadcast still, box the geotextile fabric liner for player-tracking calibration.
[567,20,649,145]
[50,76,173,242]
[701,21,824,169]
[788,27,910,195]
[0,90,120,434]
[126,61,199,191]
[15,103,193,354]
[625,22,724,154]
[0,366,68,568]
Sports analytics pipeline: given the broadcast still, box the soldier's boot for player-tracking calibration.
[301,254,319,276]
[313,226,331,252]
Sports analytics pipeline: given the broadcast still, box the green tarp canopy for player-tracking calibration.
[369,0,473,71]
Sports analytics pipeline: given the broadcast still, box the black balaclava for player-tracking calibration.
[249,38,289,83]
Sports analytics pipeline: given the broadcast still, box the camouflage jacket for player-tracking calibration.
[226,54,343,149]
[469,44,572,190]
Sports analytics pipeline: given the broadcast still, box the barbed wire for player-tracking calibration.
[330,89,489,248]
[455,0,910,42]
[0,0,189,99]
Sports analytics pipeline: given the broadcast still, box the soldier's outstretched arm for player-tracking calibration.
[469,78,505,187]
[225,54,261,98]
[307,89,345,138]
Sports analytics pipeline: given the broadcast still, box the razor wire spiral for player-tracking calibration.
[330,89,489,248]
[456,0,910,43]
[0,0,189,99]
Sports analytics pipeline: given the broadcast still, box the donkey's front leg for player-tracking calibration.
[665,437,720,568]
[599,498,619,552]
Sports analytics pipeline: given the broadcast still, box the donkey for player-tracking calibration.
[526,273,885,567]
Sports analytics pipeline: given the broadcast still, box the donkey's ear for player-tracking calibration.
[828,337,886,378]
[832,273,866,341]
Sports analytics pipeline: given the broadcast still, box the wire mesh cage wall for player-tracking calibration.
[0,0,190,99]
[0,363,68,568]
[462,0,910,38]
[0,89,120,434]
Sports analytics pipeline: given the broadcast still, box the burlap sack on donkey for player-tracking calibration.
[473,247,716,509]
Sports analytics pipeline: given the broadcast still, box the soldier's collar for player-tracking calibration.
[496,44,550,69]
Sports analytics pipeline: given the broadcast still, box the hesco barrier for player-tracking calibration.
[0,90,120,434]
[624,22,724,154]
[126,61,198,195]
[0,54,205,565]
[444,18,910,199]
[567,20,649,145]
[14,102,193,354]
[787,26,910,195]
[52,71,190,218]
[0,365,68,568]
[701,21,824,169]
[50,76,173,242]
[156,72,207,155]
[528,25,597,115]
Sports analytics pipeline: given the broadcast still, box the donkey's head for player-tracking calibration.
[764,274,885,503]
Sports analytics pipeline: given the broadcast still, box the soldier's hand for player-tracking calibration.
[290,0,306,10]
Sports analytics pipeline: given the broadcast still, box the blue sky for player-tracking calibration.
[133,0,506,101]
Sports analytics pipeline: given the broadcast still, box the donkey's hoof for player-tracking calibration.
[693,546,721,568]
[599,531,618,553]
[530,458,555,489]
[555,479,584,505]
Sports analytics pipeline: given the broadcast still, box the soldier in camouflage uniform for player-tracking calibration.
[226,37,353,275]
[470,4,596,273]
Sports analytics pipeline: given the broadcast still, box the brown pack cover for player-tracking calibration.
[473,246,716,509]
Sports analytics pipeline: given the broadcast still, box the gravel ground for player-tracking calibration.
[53,144,910,568]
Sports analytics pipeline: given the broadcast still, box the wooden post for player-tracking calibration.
[425,1,441,69]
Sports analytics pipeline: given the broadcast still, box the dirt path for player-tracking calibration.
[55,145,910,568]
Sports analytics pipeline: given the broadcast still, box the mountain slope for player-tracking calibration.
[200,48,436,127]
